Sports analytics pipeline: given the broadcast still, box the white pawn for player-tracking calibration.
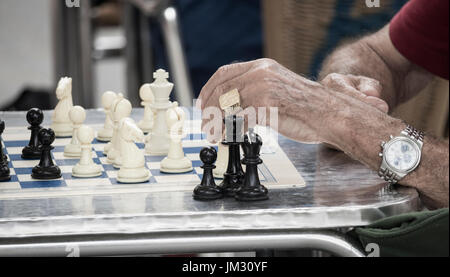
[51,77,74,137]
[107,97,132,168]
[213,140,229,179]
[72,125,102,178]
[103,93,124,155]
[64,106,86,157]
[97,91,117,142]
[137,84,155,133]
[117,118,150,183]
[160,102,193,173]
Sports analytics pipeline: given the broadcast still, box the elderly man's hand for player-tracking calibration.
[198,58,389,144]
[321,73,389,113]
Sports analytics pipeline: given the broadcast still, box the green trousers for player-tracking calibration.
[350,208,449,257]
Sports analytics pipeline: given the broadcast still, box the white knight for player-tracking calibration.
[117,118,150,183]
[51,77,74,137]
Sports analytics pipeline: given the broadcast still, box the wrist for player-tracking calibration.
[323,103,407,170]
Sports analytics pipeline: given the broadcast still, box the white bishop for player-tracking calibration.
[64,105,86,157]
[137,84,155,133]
[97,91,117,142]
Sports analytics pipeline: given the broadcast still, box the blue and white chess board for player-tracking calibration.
[0,124,304,197]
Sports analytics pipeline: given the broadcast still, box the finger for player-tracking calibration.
[354,76,383,98]
[201,76,246,111]
[366,96,389,113]
[324,76,389,113]
[199,61,255,109]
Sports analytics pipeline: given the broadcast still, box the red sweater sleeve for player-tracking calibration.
[389,0,449,80]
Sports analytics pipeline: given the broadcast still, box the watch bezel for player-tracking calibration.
[382,136,422,174]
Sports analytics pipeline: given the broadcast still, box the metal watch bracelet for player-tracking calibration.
[378,125,425,185]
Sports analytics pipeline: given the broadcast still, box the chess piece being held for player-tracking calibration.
[193,147,223,201]
[145,69,173,156]
[51,77,74,137]
[160,102,193,173]
[97,91,117,142]
[235,130,269,201]
[0,120,11,182]
[117,118,150,183]
[22,108,44,159]
[32,128,61,180]
[72,125,102,178]
[138,84,155,134]
[64,106,86,157]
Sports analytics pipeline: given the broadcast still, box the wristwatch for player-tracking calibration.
[378,125,424,184]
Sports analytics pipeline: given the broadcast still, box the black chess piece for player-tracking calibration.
[0,120,11,182]
[22,108,44,159]
[193,147,223,201]
[235,130,269,201]
[32,128,61,180]
[219,115,245,197]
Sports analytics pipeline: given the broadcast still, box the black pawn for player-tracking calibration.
[235,130,268,201]
[193,147,223,201]
[32,128,61,180]
[22,108,44,159]
[220,115,245,197]
[0,120,11,182]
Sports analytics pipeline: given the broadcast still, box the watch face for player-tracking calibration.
[385,139,419,172]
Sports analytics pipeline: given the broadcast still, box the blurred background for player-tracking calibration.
[0,0,448,138]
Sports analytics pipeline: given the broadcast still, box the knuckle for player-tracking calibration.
[327,73,346,84]
[257,58,278,70]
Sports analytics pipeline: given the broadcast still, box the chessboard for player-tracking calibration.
[0,122,305,200]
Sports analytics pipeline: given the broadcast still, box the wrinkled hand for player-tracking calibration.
[321,73,389,113]
[198,58,387,144]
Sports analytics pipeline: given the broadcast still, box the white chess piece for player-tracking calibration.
[97,91,117,142]
[103,93,124,155]
[107,97,132,168]
[72,125,102,178]
[145,69,173,155]
[64,106,86,157]
[117,118,150,183]
[160,102,193,173]
[137,84,155,133]
[213,140,229,179]
[51,77,74,137]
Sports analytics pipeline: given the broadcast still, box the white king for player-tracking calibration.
[145,69,173,155]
